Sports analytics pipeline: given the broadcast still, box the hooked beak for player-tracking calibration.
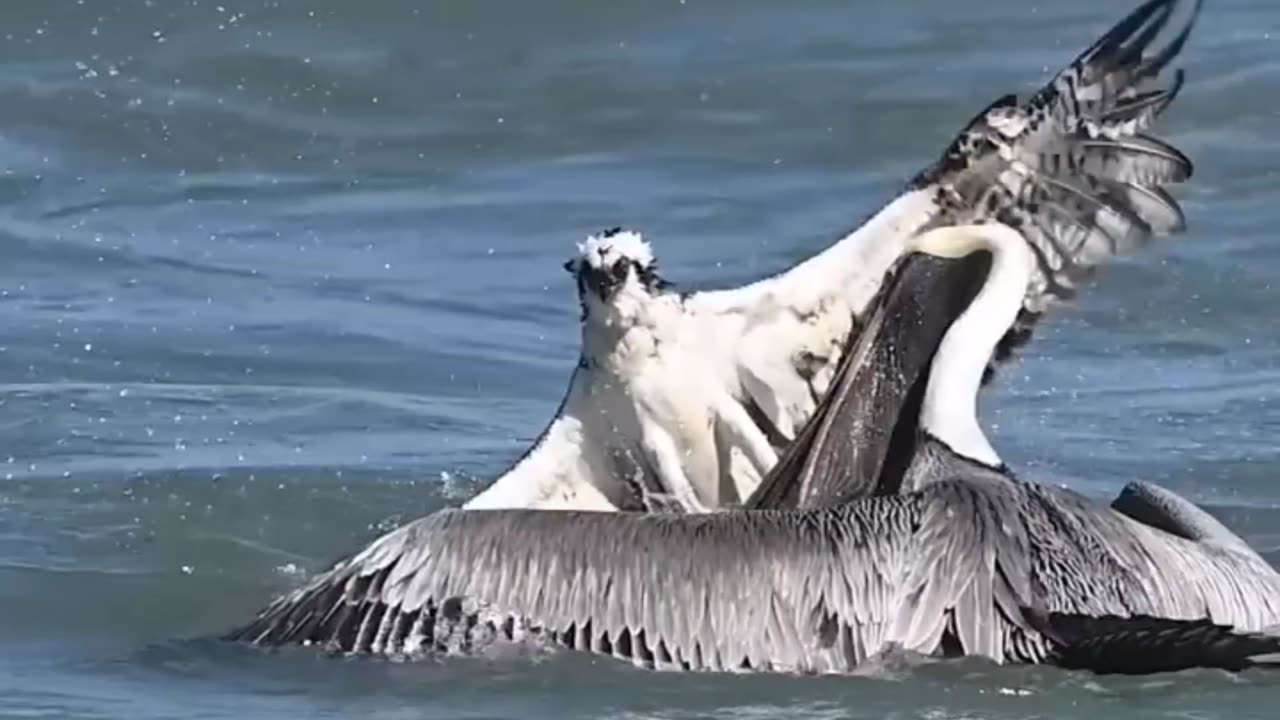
[744,251,990,509]
[576,260,632,301]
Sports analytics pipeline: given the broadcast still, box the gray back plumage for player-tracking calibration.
[1017,480,1280,632]
[905,436,1280,637]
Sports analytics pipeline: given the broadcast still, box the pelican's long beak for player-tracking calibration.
[745,251,990,509]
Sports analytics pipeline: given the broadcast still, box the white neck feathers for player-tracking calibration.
[908,223,1035,468]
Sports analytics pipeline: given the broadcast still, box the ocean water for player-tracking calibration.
[1,0,1279,717]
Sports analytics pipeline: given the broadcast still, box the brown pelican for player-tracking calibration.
[750,245,1271,566]
[224,220,1280,675]
[463,0,1198,512]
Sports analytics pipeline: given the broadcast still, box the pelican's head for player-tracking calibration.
[564,227,671,323]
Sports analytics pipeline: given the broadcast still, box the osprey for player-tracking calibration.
[466,0,1200,513]
[465,226,755,512]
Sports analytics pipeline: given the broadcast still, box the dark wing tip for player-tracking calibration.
[1059,0,1202,86]
[911,0,1203,382]
[1028,609,1280,675]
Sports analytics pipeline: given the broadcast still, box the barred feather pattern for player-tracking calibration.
[226,469,1280,674]
[906,0,1202,378]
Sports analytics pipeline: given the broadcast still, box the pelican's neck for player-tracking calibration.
[915,224,1035,468]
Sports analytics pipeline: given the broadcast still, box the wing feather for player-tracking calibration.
[227,472,1280,671]
[912,0,1202,368]
[227,493,975,671]
[676,1,1201,484]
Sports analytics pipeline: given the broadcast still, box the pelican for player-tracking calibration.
[465,0,1200,512]
[746,246,1280,556]
[224,217,1280,675]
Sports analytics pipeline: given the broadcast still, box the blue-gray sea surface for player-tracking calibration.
[2,0,1279,718]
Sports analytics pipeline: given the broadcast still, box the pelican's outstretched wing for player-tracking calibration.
[228,473,1280,674]
[226,487,1043,672]
[685,0,1200,461]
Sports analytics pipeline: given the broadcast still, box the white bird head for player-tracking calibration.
[564,227,672,323]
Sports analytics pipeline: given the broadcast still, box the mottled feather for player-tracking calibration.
[906,0,1202,375]
[227,468,1280,674]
